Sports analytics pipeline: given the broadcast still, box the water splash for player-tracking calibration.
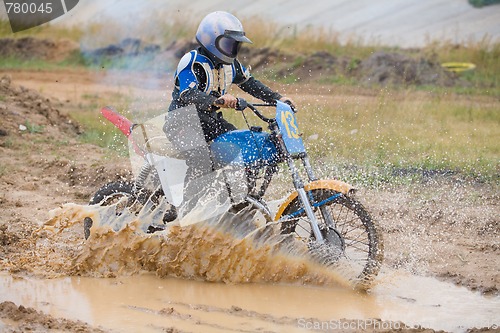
[34,201,355,288]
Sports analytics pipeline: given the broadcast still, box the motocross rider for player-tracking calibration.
[164,11,294,213]
[168,11,294,142]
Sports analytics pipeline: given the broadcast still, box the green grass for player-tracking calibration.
[23,120,44,134]
[469,0,500,7]
[0,52,87,70]
[68,92,136,157]
[223,84,499,184]
[0,164,7,177]
[71,107,129,157]
[421,36,500,93]
[67,90,167,157]
[0,19,83,40]
[301,89,498,182]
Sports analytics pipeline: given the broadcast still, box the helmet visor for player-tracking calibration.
[216,36,242,58]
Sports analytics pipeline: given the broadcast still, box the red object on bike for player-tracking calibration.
[101,106,134,137]
[100,106,145,157]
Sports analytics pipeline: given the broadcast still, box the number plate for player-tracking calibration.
[275,101,305,154]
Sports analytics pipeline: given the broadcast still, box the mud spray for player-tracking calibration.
[32,200,355,288]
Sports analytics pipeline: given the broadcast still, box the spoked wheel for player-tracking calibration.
[280,189,383,287]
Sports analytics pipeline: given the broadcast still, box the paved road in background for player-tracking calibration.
[157,0,500,46]
[2,0,499,47]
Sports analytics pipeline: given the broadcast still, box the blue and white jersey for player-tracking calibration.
[174,49,251,98]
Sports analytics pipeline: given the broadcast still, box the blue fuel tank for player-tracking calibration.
[211,129,279,167]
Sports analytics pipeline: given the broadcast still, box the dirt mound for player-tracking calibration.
[0,75,81,138]
[0,74,132,285]
[81,38,178,72]
[0,301,109,333]
[359,51,457,86]
[240,47,461,86]
[0,37,79,61]
[82,38,161,60]
[239,46,286,70]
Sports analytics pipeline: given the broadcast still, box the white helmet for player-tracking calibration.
[196,11,252,64]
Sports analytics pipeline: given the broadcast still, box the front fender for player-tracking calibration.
[274,179,355,221]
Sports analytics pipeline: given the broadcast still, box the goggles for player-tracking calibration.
[216,30,252,58]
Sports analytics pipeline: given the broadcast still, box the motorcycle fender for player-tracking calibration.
[146,153,187,207]
[273,179,355,221]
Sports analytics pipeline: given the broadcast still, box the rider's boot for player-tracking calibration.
[162,205,178,223]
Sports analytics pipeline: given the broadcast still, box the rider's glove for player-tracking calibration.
[280,97,296,111]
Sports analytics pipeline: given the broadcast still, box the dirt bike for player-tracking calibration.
[87,99,383,286]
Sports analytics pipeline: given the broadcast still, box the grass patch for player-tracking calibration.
[23,120,44,134]
[300,88,499,181]
[67,90,166,158]
[468,0,500,7]
[70,96,133,157]
[0,19,83,40]
[71,108,129,157]
[224,85,499,183]
[0,52,87,70]
[237,16,378,59]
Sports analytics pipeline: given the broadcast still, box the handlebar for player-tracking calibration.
[215,97,274,122]
[215,97,295,123]
[239,98,274,123]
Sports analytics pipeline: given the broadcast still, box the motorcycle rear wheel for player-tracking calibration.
[279,189,383,288]
[89,181,135,207]
[85,181,135,239]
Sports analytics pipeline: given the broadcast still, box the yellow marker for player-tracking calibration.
[441,62,476,73]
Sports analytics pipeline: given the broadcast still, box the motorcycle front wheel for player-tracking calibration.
[279,189,383,289]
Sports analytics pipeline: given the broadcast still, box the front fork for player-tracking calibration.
[287,155,339,243]
[286,155,325,242]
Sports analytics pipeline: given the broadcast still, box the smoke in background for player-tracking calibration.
[71,1,196,122]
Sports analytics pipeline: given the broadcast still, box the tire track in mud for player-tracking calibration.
[126,302,297,333]
[124,301,396,333]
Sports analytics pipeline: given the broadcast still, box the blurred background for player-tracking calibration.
[40,0,500,47]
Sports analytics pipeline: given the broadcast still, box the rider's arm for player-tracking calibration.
[239,78,283,104]
[179,87,218,111]
[233,60,283,104]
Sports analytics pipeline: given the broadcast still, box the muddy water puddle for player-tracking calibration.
[1,204,499,332]
[1,271,499,333]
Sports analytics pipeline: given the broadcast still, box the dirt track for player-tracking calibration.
[0,69,499,332]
